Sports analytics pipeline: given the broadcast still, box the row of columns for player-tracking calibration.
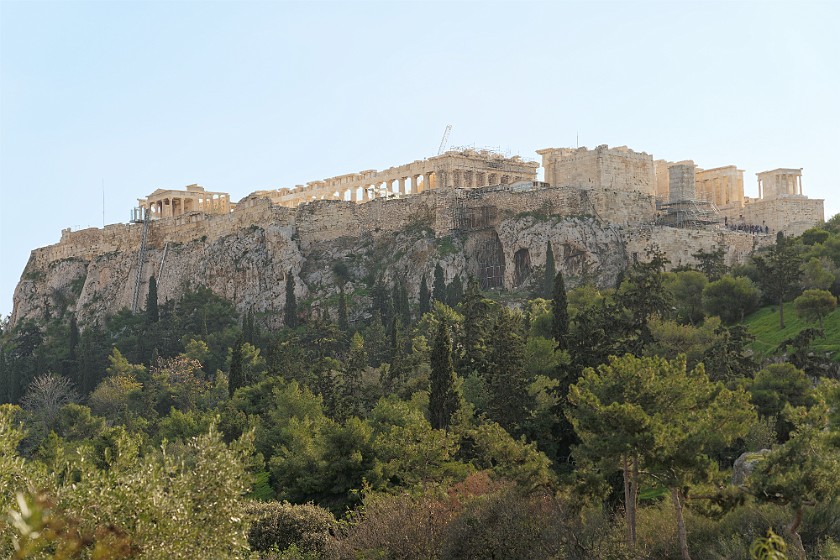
[758,174,802,199]
[278,169,531,207]
[144,195,229,218]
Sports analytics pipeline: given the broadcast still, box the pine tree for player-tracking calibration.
[753,233,803,329]
[418,274,431,316]
[337,285,349,332]
[146,276,159,323]
[432,263,446,302]
[228,336,244,397]
[284,272,298,328]
[543,240,556,298]
[551,269,569,350]
[429,319,459,430]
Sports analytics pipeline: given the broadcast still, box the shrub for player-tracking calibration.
[246,501,335,555]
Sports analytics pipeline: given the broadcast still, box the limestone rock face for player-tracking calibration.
[10,187,769,328]
[731,449,771,487]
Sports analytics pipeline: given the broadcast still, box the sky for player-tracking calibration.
[1,0,839,318]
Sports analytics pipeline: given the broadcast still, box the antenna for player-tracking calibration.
[102,178,105,227]
[576,132,579,148]
[438,124,453,155]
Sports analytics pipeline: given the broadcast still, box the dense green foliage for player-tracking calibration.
[2,216,840,558]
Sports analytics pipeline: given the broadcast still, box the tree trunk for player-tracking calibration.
[622,454,635,549]
[788,507,807,560]
[631,454,639,547]
[779,296,785,329]
[670,487,692,560]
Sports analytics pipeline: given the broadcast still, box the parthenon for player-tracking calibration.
[239,149,539,208]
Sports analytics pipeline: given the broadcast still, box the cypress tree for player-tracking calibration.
[146,276,159,323]
[338,285,349,332]
[543,240,556,298]
[284,272,298,328]
[486,308,531,434]
[446,274,464,307]
[432,263,446,302]
[228,336,244,397]
[429,319,459,430]
[399,281,411,327]
[459,277,490,376]
[419,274,431,316]
[551,269,570,350]
[0,348,8,403]
[242,310,255,345]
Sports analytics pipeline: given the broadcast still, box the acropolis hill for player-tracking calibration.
[11,143,825,328]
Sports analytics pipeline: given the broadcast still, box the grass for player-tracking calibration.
[741,301,840,360]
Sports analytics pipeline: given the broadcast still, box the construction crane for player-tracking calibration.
[437,124,453,155]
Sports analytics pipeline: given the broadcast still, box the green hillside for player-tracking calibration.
[742,301,840,360]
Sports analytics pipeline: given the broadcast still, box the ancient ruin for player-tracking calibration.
[11,140,827,329]
[136,184,233,220]
[237,149,538,208]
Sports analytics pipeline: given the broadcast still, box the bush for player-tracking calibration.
[441,487,564,560]
[246,501,335,555]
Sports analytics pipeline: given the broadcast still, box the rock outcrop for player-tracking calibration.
[11,185,772,328]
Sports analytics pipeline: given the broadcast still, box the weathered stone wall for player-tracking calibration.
[6,181,783,328]
[668,161,697,203]
[624,226,772,269]
[538,145,656,196]
[722,197,825,236]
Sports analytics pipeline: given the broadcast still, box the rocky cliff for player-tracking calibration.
[11,185,768,328]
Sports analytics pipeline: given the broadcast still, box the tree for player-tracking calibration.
[800,257,835,291]
[228,336,245,397]
[429,319,459,430]
[751,401,840,560]
[284,272,298,328]
[21,373,81,434]
[485,308,531,434]
[664,270,708,325]
[753,234,802,329]
[446,274,463,308]
[543,241,556,298]
[418,274,431,316]
[568,354,754,558]
[701,324,758,384]
[146,276,159,323]
[550,269,569,350]
[749,363,815,442]
[458,277,491,376]
[432,263,446,303]
[692,245,728,281]
[793,289,836,330]
[337,285,349,332]
[616,248,671,351]
[702,274,760,324]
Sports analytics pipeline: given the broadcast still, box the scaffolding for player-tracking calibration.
[656,199,723,229]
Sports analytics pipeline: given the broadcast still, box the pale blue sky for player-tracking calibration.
[2,0,839,318]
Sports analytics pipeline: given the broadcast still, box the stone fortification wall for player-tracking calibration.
[27,182,659,276]
[722,197,824,237]
[624,226,772,269]
[538,145,656,196]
